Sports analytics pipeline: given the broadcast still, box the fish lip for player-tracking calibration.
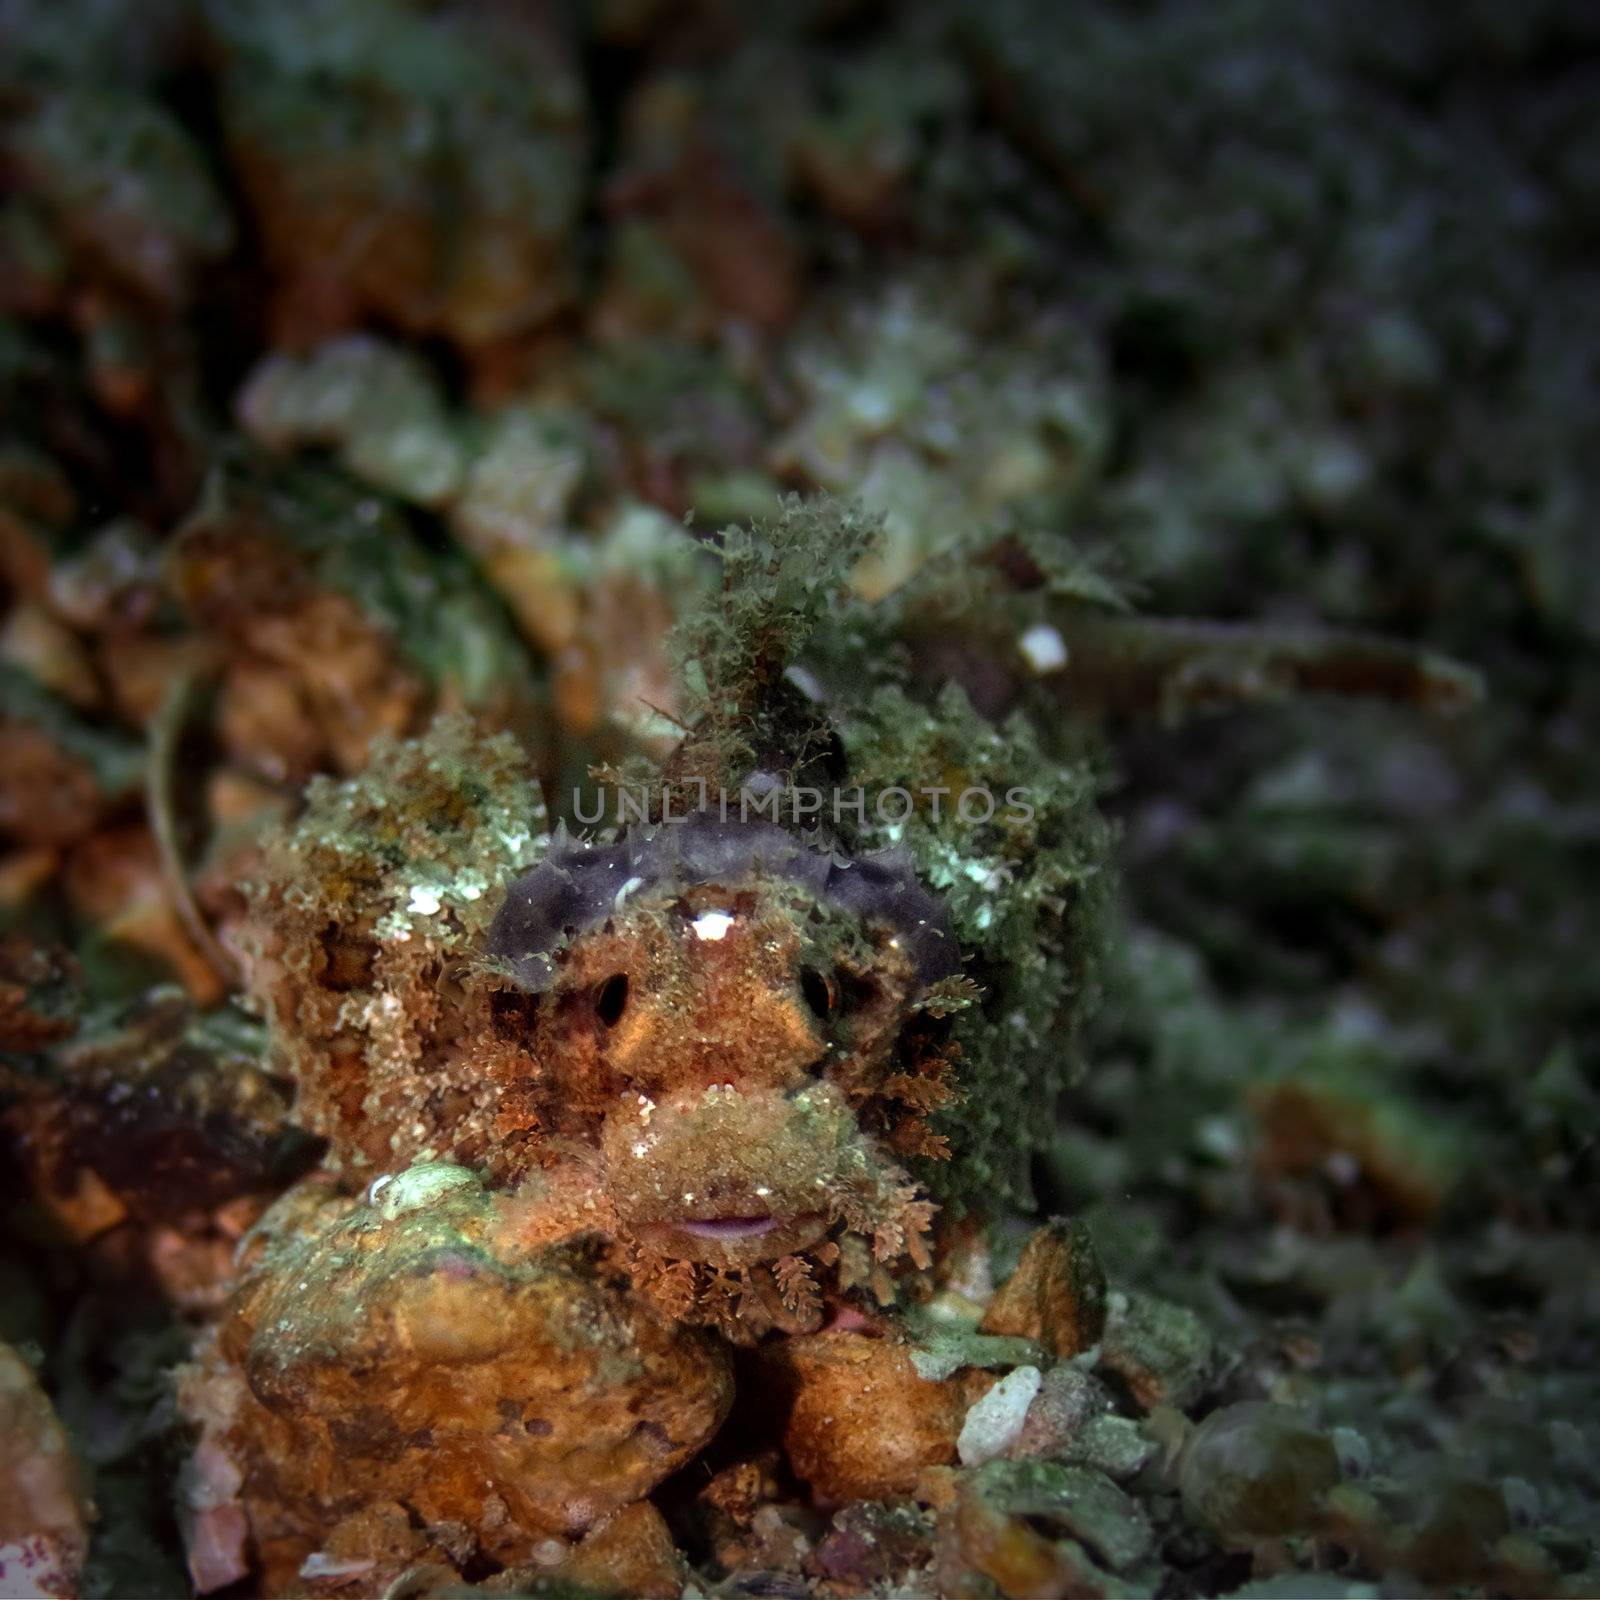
[677,1214,780,1241]
[637,1209,829,1260]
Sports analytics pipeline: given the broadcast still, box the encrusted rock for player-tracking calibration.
[1063,1414,1158,1482]
[1005,1362,1116,1463]
[502,1500,687,1600]
[178,1169,733,1594]
[4,990,292,1234]
[1098,1289,1214,1412]
[806,1500,935,1592]
[757,1331,984,1502]
[931,1460,1151,1599]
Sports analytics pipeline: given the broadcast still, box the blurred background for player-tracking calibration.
[1,0,1597,1594]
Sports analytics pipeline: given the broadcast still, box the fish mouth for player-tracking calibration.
[678,1214,780,1241]
[637,1208,829,1264]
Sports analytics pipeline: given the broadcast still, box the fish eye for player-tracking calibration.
[799,966,835,1020]
[595,973,630,1026]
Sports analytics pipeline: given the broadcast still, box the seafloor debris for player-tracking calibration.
[0,1339,91,1600]
[178,1166,732,1594]
[1,0,1597,1596]
[205,0,587,361]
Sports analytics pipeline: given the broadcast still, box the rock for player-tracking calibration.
[208,0,586,357]
[958,1365,1043,1466]
[1067,1415,1158,1481]
[933,1460,1150,1599]
[756,1331,982,1502]
[975,1461,1153,1573]
[981,1218,1108,1357]
[1178,1403,1342,1549]
[1390,1473,1512,1590]
[1005,1363,1116,1463]
[0,1339,91,1600]
[1098,1290,1214,1412]
[907,1326,1049,1384]
[1249,1078,1455,1232]
[237,338,466,508]
[178,1171,732,1595]
[5,990,292,1229]
[0,935,78,1053]
[697,1452,801,1575]
[807,1500,935,1591]
[512,1500,687,1600]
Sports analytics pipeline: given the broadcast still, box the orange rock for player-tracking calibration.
[0,503,55,604]
[181,1169,733,1595]
[0,848,58,910]
[757,1330,978,1502]
[62,824,229,1006]
[551,1501,687,1600]
[980,1218,1107,1358]
[0,722,111,849]
[166,515,428,784]
[95,633,214,730]
[602,77,801,336]
[0,604,100,710]
[1250,1079,1449,1232]
[210,0,585,361]
[24,1165,129,1246]
[947,1479,1069,1600]
[0,934,77,1051]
